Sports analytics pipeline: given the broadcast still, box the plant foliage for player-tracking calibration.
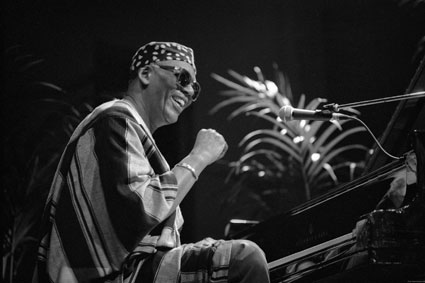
[2,45,93,283]
[211,65,369,206]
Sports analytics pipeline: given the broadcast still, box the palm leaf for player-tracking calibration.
[304,125,365,171]
[273,64,294,102]
[308,144,369,182]
[242,138,303,163]
[32,81,65,93]
[227,69,252,86]
[19,58,44,72]
[238,149,283,164]
[314,161,365,188]
[239,129,300,152]
[211,73,259,95]
[309,120,352,153]
[318,127,366,157]
[264,152,287,172]
[315,169,336,187]
[274,92,289,108]
[322,163,338,184]
[228,101,281,120]
[305,97,327,110]
[244,112,299,137]
[297,121,325,153]
[297,94,306,109]
[209,96,261,115]
[217,90,253,97]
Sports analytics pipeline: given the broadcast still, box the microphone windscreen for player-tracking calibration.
[279,106,293,122]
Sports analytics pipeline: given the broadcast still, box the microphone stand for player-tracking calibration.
[321,91,425,161]
[323,91,425,112]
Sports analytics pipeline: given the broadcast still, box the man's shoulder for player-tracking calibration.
[78,100,150,138]
[95,101,138,123]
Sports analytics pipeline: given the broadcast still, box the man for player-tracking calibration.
[34,41,270,282]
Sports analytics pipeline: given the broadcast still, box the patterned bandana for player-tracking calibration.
[130,41,196,76]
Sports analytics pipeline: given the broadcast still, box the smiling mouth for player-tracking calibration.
[172,95,187,108]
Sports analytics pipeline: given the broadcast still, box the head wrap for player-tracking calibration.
[129,41,196,77]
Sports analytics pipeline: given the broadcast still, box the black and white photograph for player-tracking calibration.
[3,0,425,282]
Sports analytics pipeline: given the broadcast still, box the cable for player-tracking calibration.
[347,115,404,160]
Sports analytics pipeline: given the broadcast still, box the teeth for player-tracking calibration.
[173,97,185,107]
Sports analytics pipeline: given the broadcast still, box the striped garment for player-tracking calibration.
[126,238,234,283]
[35,99,185,282]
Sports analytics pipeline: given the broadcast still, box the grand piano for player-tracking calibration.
[230,56,425,282]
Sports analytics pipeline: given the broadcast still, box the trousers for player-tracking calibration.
[124,238,270,283]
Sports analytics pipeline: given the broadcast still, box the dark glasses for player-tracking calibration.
[155,65,201,101]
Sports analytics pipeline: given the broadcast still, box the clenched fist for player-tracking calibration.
[190,129,228,165]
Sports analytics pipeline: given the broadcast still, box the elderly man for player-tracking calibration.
[34,41,270,282]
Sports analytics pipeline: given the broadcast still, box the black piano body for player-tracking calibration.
[236,157,425,282]
[231,57,425,282]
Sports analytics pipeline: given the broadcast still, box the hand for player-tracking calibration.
[191,129,228,165]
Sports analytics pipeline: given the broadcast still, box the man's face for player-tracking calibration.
[147,60,198,127]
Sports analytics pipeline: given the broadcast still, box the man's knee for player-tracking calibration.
[231,239,267,264]
[229,240,270,282]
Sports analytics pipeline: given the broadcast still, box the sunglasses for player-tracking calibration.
[155,65,201,101]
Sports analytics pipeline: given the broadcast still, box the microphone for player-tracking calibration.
[279,105,351,122]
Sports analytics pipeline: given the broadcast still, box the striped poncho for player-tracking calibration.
[35,99,184,282]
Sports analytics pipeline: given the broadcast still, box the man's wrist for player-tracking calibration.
[175,163,198,180]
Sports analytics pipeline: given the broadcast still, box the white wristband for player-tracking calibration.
[175,163,198,180]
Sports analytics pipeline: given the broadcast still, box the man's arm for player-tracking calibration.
[93,114,179,246]
[94,115,227,242]
[168,129,228,217]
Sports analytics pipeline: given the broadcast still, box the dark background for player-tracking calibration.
[3,0,425,243]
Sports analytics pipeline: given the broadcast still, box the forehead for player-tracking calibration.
[156,60,197,80]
